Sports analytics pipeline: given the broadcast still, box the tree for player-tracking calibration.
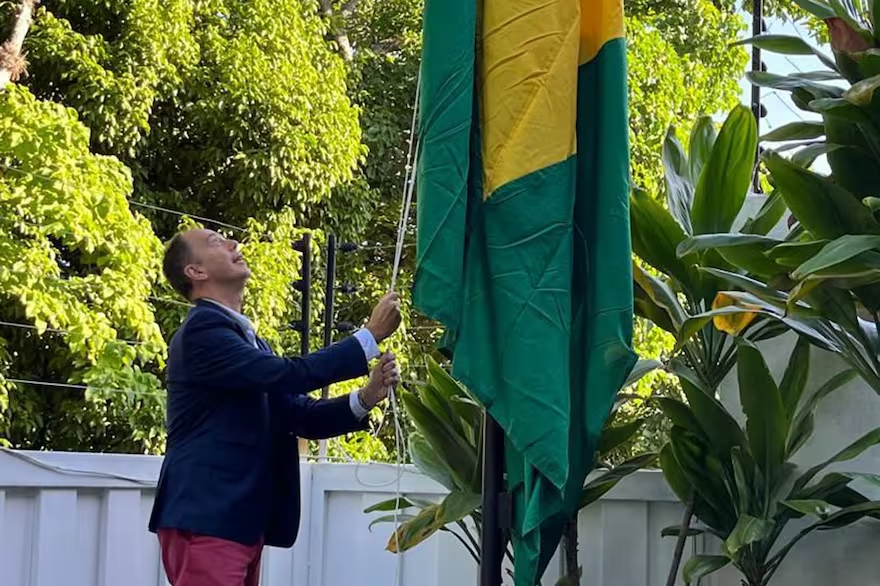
[0,0,371,452]
[0,0,34,89]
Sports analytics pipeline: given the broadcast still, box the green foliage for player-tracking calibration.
[24,0,364,224]
[626,0,749,194]
[0,84,166,451]
[365,357,658,561]
[660,338,880,586]
[703,13,880,393]
[631,106,792,392]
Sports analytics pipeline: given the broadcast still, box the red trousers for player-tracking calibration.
[158,529,263,586]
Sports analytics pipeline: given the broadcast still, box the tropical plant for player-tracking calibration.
[677,8,880,394]
[629,104,796,392]
[363,356,659,582]
[659,336,880,586]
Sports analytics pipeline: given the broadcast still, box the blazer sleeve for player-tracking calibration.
[182,312,370,396]
[279,394,371,439]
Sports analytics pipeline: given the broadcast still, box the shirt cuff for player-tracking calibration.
[353,328,381,361]
[349,390,370,419]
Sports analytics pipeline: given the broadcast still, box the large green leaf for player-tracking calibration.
[781,499,838,518]
[733,34,838,70]
[762,121,826,142]
[634,278,677,334]
[660,441,693,504]
[770,501,880,568]
[425,358,483,443]
[737,340,789,484]
[630,188,698,289]
[741,190,787,236]
[679,377,747,456]
[768,240,831,269]
[682,555,730,585]
[764,151,880,239]
[791,143,843,168]
[633,262,689,329]
[722,515,774,559]
[410,432,459,492]
[387,503,443,552]
[436,490,481,525]
[624,359,663,388]
[688,116,718,187]
[792,235,880,279]
[401,390,478,491]
[678,234,783,277]
[793,427,880,494]
[580,452,657,508]
[691,105,758,235]
[791,0,836,19]
[747,71,844,99]
[702,268,790,306]
[598,418,645,454]
[663,128,695,236]
[670,427,737,529]
[779,335,811,419]
[656,397,704,436]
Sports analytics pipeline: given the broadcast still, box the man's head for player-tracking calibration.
[163,229,251,301]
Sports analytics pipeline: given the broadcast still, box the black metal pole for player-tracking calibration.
[299,232,311,356]
[480,413,506,586]
[321,234,337,401]
[751,0,763,192]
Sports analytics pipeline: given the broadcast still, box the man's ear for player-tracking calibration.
[183,263,207,283]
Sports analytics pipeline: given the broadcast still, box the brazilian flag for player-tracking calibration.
[412,0,637,583]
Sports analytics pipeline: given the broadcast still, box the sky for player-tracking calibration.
[736,16,833,172]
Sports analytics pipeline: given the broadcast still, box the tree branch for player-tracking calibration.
[319,0,357,61]
[0,0,37,90]
[666,496,695,586]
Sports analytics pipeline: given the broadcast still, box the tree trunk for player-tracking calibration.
[666,496,695,586]
[0,0,36,90]
[318,0,357,61]
[562,515,580,585]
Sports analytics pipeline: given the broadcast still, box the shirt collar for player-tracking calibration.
[199,298,256,335]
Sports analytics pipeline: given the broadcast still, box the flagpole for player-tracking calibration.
[480,412,506,586]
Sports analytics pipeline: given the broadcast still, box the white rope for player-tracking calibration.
[385,67,422,586]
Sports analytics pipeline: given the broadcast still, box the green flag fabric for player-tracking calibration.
[412,0,637,583]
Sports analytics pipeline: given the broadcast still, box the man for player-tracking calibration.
[148,228,401,586]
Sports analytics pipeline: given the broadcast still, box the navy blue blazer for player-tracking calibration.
[148,300,370,547]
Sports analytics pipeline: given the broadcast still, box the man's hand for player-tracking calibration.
[358,352,401,409]
[366,291,402,343]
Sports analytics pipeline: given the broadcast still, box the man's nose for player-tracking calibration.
[227,239,238,250]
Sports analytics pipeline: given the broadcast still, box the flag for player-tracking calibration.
[412,0,637,583]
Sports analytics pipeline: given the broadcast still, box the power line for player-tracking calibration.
[3,377,164,398]
[764,90,811,122]
[128,201,248,233]
[0,163,249,233]
[1,163,420,263]
[0,320,146,346]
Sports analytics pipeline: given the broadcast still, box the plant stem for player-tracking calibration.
[666,496,695,586]
[563,514,580,585]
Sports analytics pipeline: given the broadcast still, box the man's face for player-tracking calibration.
[182,229,251,288]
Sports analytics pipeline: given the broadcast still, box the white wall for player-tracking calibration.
[0,448,877,586]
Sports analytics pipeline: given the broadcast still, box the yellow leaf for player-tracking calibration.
[711,292,757,336]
